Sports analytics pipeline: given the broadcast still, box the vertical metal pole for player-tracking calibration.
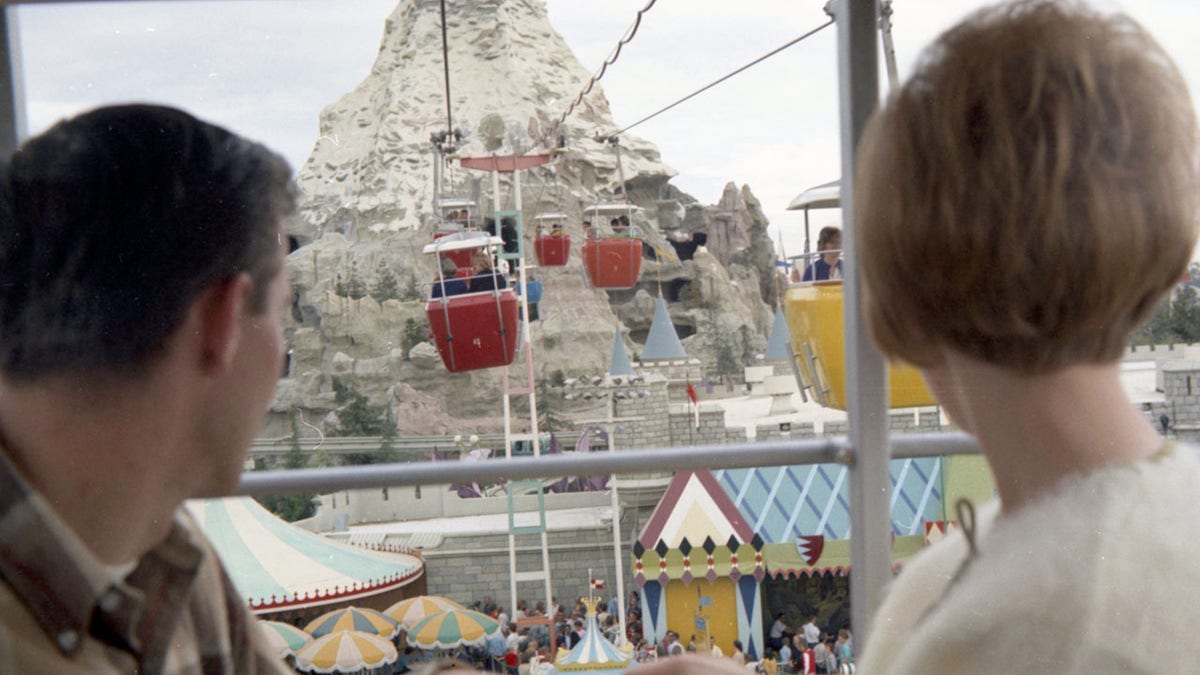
[837,0,890,651]
[878,0,900,91]
[0,6,27,158]
[432,148,443,212]
[607,395,628,645]
[507,534,519,624]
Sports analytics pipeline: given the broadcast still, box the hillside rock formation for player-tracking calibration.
[271,0,776,437]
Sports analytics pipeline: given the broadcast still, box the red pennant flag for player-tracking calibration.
[686,383,698,406]
[590,578,605,590]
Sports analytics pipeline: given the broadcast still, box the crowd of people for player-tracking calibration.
[407,593,854,675]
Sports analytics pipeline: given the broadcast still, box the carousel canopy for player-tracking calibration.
[186,497,423,613]
[548,597,632,674]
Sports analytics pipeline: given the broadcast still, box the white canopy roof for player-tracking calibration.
[786,179,840,211]
[583,202,642,217]
[437,197,476,210]
[423,230,503,254]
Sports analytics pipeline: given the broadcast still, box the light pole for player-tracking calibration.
[564,374,648,645]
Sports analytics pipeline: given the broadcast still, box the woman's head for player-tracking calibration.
[817,226,842,252]
[856,0,1198,373]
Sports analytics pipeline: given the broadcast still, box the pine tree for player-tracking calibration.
[331,378,388,437]
[254,410,318,522]
[402,273,422,301]
[343,260,368,301]
[537,368,568,433]
[370,260,401,304]
[1133,286,1200,345]
[401,318,427,360]
[704,305,740,376]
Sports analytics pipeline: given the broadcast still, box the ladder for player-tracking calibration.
[495,201,553,620]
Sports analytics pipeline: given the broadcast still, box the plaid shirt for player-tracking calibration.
[0,449,290,674]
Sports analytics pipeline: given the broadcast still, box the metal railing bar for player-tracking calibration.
[235,432,980,496]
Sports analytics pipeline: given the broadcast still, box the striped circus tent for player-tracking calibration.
[294,630,398,674]
[385,595,466,629]
[547,597,632,674]
[407,608,501,650]
[304,606,400,639]
[186,497,423,613]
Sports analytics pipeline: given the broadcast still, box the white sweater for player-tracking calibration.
[860,443,1200,674]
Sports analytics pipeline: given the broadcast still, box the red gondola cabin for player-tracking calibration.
[582,203,642,290]
[423,232,520,372]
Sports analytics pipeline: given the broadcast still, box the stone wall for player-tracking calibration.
[421,527,623,608]
[1163,362,1200,442]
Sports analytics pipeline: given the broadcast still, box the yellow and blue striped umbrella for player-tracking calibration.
[258,619,312,659]
[384,595,466,629]
[304,606,399,639]
[408,608,502,650]
[294,630,397,673]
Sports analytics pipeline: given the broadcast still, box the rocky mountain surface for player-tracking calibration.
[272,0,778,437]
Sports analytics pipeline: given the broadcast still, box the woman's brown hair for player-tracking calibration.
[856,0,1199,373]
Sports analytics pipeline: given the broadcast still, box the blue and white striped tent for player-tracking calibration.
[547,598,633,674]
[186,497,424,614]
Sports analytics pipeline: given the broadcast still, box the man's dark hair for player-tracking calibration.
[0,104,293,381]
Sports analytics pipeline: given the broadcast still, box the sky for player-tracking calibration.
[16,0,1200,257]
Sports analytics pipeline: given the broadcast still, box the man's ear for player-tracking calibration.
[192,273,253,375]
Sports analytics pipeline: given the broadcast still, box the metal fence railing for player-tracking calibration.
[237,432,981,496]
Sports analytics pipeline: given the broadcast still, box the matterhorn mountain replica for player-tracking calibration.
[273,0,777,437]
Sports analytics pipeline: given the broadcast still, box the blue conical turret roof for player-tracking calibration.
[609,326,635,376]
[641,295,686,361]
[764,306,792,362]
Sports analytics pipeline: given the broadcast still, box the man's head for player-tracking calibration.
[0,104,294,383]
[857,0,1198,374]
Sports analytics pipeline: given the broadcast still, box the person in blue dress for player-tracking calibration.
[431,257,468,298]
[802,226,843,282]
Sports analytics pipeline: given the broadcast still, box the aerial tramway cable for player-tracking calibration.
[615,18,834,136]
[549,0,658,138]
[548,5,833,148]
[439,0,454,136]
